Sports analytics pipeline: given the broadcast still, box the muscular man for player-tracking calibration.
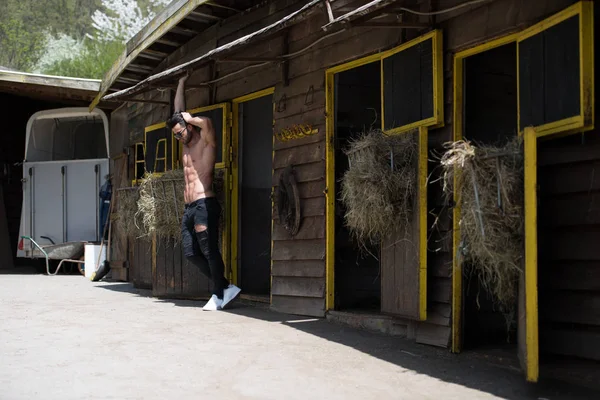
[166,74,241,311]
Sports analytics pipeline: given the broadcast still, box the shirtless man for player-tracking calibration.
[166,74,241,311]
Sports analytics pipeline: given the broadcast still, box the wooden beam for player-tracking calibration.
[324,0,335,23]
[206,1,240,13]
[281,30,290,87]
[188,11,221,22]
[322,0,398,31]
[353,22,430,28]
[216,56,282,62]
[102,0,322,101]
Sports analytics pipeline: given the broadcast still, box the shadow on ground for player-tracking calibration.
[37,277,600,400]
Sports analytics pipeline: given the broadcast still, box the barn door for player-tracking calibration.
[519,127,539,382]
[380,126,428,320]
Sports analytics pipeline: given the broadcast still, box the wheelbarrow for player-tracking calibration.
[20,236,86,276]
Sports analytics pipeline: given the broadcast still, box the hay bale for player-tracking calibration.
[340,129,418,247]
[114,187,143,240]
[440,138,524,323]
[136,169,225,243]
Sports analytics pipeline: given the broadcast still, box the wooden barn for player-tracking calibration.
[91,0,599,386]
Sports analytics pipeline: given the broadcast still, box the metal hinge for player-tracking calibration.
[228,145,233,163]
[228,174,233,191]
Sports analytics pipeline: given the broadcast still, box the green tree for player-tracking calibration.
[42,39,124,79]
[0,1,47,71]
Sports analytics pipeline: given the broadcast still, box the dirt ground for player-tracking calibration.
[0,268,598,400]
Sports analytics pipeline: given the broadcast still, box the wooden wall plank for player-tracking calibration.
[539,162,600,195]
[539,262,600,291]
[272,260,325,277]
[272,161,325,185]
[272,141,324,169]
[542,231,600,261]
[539,193,600,227]
[272,276,325,297]
[272,216,325,241]
[271,294,325,317]
[272,239,326,261]
[274,197,326,220]
[540,293,600,326]
[415,324,451,348]
[540,327,600,361]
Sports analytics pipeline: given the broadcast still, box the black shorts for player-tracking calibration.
[181,197,221,258]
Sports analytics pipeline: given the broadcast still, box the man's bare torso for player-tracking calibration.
[182,131,216,204]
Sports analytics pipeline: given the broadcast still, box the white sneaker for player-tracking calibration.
[202,295,223,311]
[222,284,241,308]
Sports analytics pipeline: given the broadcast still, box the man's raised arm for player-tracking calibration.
[174,74,188,113]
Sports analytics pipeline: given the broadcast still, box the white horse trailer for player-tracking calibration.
[17,107,110,260]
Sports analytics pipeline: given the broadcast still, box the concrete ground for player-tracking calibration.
[0,269,598,400]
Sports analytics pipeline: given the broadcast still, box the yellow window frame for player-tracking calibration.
[451,32,521,354]
[380,30,444,134]
[144,121,178,177]
[133,141,146,186]
[154,138,167,172]
[185,103,231,170]
[517,1,594,138]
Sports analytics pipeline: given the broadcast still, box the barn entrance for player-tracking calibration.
[232,89,274,300]
[331,60,382,312]
[457,41,519,353]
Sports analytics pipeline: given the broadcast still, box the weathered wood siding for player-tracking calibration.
[537,134,600,362]
[152,239,211,298]
[129,238,153,289]
[111,0,596,353]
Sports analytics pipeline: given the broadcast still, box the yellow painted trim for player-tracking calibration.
[232,87,275,104]
[381,30,444,133]
[151,233,157,284]
[384,116,438,136]
[418,126,428,321]
[517,1,594,137]
[451,48,464,354]
[455,33,520,60]
[230,88,275,288]
[144,121,178,172]
[153,138,167,172]
[523,126,539,383]
[325,70,336,311]
[134,142,145,183]
[451,33,521,352]
[327,52,383,76]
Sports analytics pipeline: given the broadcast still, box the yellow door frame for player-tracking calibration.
[230,87,275,290]
[451,32,521,354]
[325,52,383,311]
[325,31,441,312]
[523,126,539,383]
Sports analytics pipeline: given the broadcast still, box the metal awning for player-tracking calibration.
[0,69,113,108]
[90,0,261,110]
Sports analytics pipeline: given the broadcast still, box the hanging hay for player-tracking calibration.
[114,187,143,240]
[340,129,418,247]
[440,137,524,325]
[136,169,225,242]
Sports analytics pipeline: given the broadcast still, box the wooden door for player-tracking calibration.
[380,127,428,320]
